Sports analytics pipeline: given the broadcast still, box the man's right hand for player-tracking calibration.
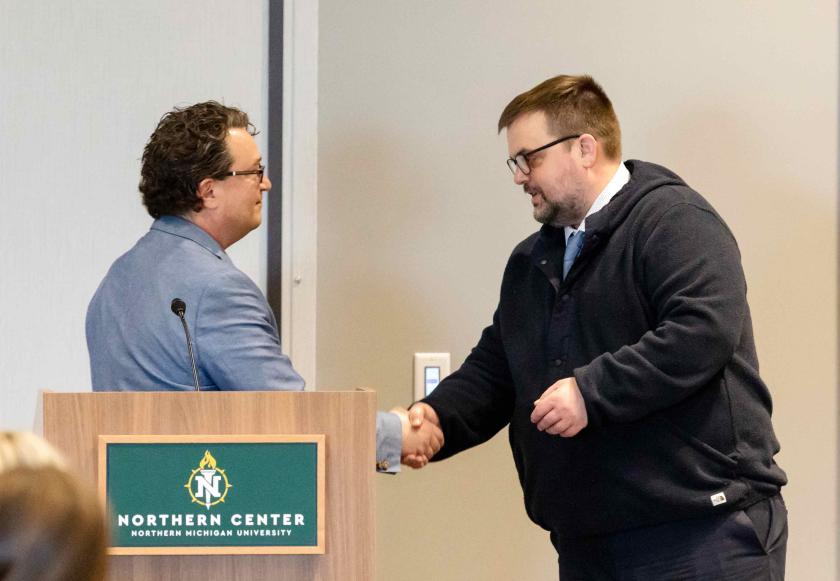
[400,403,443,469]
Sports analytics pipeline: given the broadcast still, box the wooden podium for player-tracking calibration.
[40,390,376,581]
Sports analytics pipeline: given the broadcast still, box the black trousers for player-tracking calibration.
[550,495,787,581]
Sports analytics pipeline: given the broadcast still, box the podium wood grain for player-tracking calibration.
[41,391,376,581]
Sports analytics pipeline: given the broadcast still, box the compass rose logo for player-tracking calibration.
[184,450,232,509]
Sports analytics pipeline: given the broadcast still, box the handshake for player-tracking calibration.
[390,403,443,469]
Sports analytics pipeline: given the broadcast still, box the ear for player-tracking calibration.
[196,177,219,209]
[577,134,598,169]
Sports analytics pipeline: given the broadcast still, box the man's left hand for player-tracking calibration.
[530,377,588,437]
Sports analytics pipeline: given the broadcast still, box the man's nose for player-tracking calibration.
[513,166,529,186]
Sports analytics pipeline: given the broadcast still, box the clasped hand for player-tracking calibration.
[391,377,585,471]
[390,403,443,469]
[530,376,588,437]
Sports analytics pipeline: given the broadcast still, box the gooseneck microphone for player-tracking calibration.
[170,298,201,392]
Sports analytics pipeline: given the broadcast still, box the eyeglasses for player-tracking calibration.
[223,164,265,181]
[506,135,580,175]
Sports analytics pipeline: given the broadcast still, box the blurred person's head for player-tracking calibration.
[0,431,66,472]
[0,433,107,581]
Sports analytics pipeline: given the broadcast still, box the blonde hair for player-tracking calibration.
[498,74,622,161]
[0,431,67,472]
[0,433,107,581]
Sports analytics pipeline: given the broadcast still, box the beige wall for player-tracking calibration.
[317,1,838,579]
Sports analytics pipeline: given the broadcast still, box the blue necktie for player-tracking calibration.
[563,231,585,279]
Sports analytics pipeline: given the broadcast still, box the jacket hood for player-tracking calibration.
[536,160,688,245]
[580,160,688,237]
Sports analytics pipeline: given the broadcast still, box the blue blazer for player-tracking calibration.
[86,216,400,471]
[86,215,305,391]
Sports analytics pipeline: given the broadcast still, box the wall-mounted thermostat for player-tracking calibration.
[413,353,450,400]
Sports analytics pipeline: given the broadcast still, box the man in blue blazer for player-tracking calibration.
[86,101,441,472]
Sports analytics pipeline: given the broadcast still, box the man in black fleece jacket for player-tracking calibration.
[409,75,787,580]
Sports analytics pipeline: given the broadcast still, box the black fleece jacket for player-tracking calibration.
[423,160,787,538]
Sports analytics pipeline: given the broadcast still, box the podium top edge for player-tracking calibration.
[40,390,376,397]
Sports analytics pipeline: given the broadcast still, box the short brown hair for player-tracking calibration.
[498,75,621,160]
[139,101,256,218]
[0,456,107,581]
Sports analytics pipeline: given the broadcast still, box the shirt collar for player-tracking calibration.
[150,215,227,260]
[564,161,630,243]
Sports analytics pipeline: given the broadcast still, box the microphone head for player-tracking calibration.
[170,298,186,316]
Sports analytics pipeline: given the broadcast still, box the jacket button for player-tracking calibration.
[540,259,548,265]
[552,359,563,366]
[561,294,570,302]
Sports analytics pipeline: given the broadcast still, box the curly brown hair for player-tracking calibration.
[139,101,257,218]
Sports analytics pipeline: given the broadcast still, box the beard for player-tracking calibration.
[526,186,586,227]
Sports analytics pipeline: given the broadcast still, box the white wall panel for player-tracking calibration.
[0,0,269,429]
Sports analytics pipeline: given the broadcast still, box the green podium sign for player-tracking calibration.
[98,435,325,555]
